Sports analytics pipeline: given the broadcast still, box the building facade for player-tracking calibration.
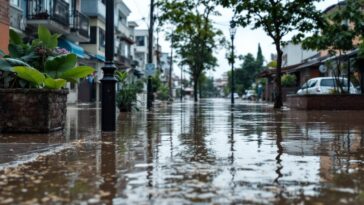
[0,0,9,53]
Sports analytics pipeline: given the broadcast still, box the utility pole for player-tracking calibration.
[169,35,173,100]
[147,0,155,110]
[101,0,116,131]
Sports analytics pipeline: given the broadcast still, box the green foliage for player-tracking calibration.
[158,0,224,101]
[44,77,67,89]
[11,66,45,87]
[156,84,169,100]
[116,71,144,111]
[59,66,95,83]
[200,75,219,98]
[281,74,296,87]
[267,60,277,68]
[256,43,264,68]
[302,0,364,55]
[0,26,94,89]
[45,54,77,77]
[226,52,263,95]
[218,0,323,108]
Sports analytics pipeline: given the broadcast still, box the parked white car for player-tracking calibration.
[228,93,240,99]
[297,77,359,95]
[242,90,256,100]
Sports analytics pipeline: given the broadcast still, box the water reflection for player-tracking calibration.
[100,133,116,205]
[1,100,364,204]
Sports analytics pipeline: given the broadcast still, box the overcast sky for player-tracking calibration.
[124,0,339,78]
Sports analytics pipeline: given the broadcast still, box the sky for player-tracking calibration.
[124,0,339,78]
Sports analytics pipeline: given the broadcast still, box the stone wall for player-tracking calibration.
[287,94,364,110]
[0,89,69,133]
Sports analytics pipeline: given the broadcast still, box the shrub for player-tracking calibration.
[0,26,94,89]
[281,74,296,87]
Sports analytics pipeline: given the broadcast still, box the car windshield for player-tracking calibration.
[320,79,348,87]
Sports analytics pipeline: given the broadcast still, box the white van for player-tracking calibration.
[297,77,359,95]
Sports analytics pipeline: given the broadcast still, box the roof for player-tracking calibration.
[257,62,304,78]
[258,49,360,78]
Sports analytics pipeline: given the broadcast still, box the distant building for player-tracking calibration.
[134,29,160,71]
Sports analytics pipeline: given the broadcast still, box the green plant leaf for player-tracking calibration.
[38,25,51,47]
[9,29,22,45]
[0,59,11,72]
[8,44,22,58]
[12,66,45,86]
[44,77,67,89]
[47,34,59,49]
[60,66,95,83]
[45,54,77,77]
[3,57,31,67]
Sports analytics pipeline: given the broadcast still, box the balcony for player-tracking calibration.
[9,4,26,32]
[67,10,90,42]
[80,0,105,21]
[26,0,70,34]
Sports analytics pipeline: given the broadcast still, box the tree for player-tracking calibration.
[218,0,323,108]
[199,74,219,98]
[256,43,264,69]
[227,53,260,94]
[158,0,224,102]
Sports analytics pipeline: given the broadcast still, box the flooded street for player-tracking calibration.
[1,99,364,204]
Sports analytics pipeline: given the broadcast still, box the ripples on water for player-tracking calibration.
[1,99,364,204]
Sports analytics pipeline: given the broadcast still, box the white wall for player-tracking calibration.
[282,43,318,67]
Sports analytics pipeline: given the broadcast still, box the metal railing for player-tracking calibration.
[27,0,69,27]
[70,10,90,38]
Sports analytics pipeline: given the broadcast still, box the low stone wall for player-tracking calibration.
[287,94,364,110]
[0,89,68,133]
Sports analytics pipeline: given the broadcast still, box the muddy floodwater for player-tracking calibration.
[1,99,364,204]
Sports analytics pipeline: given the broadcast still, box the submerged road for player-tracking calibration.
[1,98,364,204]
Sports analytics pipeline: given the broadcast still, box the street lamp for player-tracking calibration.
[147,0,155,110]
[229,22,237,105]
[101,0,117,131]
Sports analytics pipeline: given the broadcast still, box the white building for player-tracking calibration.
[134,29,160,73]
[282,42,318,67]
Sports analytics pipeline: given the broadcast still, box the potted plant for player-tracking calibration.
[115,71,144,112]
[0,26,94,133]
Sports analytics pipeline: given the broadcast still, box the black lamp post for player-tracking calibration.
[101,0,116,131]
[147,0,155,110]
[229,23,237,105]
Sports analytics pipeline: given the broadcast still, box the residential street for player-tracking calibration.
[1,99,364,204]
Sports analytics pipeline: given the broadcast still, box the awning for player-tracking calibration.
[58,39,85,58]
[96,54,105,62]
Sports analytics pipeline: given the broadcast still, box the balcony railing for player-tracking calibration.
[9,4,26,31]
[70,10,90,38]
[27,0,69,27]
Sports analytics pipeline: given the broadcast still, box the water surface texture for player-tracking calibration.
[1,99,364,204]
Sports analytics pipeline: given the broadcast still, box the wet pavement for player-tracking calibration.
[1,99,364,204]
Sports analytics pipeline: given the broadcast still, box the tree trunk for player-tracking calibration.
[193,78,198,102]
[274,43,283,109]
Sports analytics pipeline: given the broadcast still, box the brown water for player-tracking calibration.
[1,99,364,204]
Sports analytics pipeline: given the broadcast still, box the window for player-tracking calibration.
[10,0,20,7]
[81,26,97,44]
[136,36,145,46]
[309,80,317,88]
[98,28,105,51]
